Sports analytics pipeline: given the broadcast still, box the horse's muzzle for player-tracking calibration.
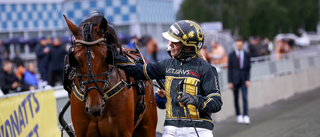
[85,103,105,117]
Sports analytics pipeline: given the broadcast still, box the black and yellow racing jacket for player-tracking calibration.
[115,54,222,130]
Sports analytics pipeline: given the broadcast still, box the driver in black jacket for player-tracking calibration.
[113,20,222,137]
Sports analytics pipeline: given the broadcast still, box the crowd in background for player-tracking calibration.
[0,34,307,95]
[199,36,297,69]
[0,37,69,95]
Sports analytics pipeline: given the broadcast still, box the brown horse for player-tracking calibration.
[63,12,157,137]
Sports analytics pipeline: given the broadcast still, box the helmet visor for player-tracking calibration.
[162,32,180,42]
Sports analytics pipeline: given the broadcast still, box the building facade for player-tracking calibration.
[0,0,175,46]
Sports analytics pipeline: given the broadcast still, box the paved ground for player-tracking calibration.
[213,87,320,137]
[62,87,320,137]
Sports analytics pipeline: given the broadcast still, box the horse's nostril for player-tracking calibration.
[85,107,89,113]
[101,103,105,109]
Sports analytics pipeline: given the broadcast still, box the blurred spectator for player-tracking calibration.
[15,64,25,80]
[0,40,5,68]
[209,40,228,67]
[126,35,138,49]
[287,39,296,51]
[275,39,291,60]
[248,36,261,57]
[146,37,159,62]
[228,37,251,124]
[138,35,159,62]
[0,61,34,94]
[260,37,271,56]
[35,37,50,81]
[3,50,9,62]
[23,62,38,88]
[47,37,53,46]
[263,37,274,54]
[12,51,26,80]
[48,37,67,86]
[12,51,24,67]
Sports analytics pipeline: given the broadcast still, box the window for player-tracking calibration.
[11,4,16,11]
[52,3,57,10]
[32,4,37,11]
[129,6,136,13]
[83,10,89,16]
[0,4,5,12]
[75,19,82,26]
[6,13,11,20]
[13,21,18,28]
[106,0,112,6]
[121,0,128,5]
[22,4,27,11]
[89,1,96,8]
[42,4,46,10]
[114,7,121,14]
[74,2,81,9]
[117,25,129,34]
[0,33,9,40]
[44,20,48,27]
[1,22,7,29]
[13,32,23,37]
[28,12,32,19]
[54,20,58,27]
[33,21,38,27]
[67,11,74,18]
[107,16,114,22]
[38,12,42,19]
[17,13,22,19]
[42,31,52,37]
[56,30,65,37]
[48,12,53,18]
[122,15,129,22]
[23,21,28,28]
[27,31,38,39]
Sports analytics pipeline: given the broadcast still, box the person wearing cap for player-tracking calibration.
[112,20,222,137]
[35,36,50,81]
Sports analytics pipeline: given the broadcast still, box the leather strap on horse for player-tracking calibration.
[71,80,126,101]
[103,80,126,100]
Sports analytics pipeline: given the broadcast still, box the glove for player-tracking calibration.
[179,93,199,107]
[108,46,130,65]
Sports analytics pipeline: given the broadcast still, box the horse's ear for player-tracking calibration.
[63,15,80,37]
[97,17,108,36]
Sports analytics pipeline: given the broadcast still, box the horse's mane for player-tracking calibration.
[79,10,120,47]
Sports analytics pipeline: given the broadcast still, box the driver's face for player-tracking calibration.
[169,41,182,57]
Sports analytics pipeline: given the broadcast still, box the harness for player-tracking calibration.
[64,22,130,102]
[61,22,147,136]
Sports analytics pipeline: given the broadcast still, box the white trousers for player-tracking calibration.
[162,126,213,137]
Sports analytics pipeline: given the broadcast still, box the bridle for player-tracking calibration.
[70,22,116,102]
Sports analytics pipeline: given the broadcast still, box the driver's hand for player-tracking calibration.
[156,88,166,98]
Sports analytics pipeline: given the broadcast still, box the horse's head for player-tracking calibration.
[64,12,119,117]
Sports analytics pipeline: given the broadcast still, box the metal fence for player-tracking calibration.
[217,46,320,90]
